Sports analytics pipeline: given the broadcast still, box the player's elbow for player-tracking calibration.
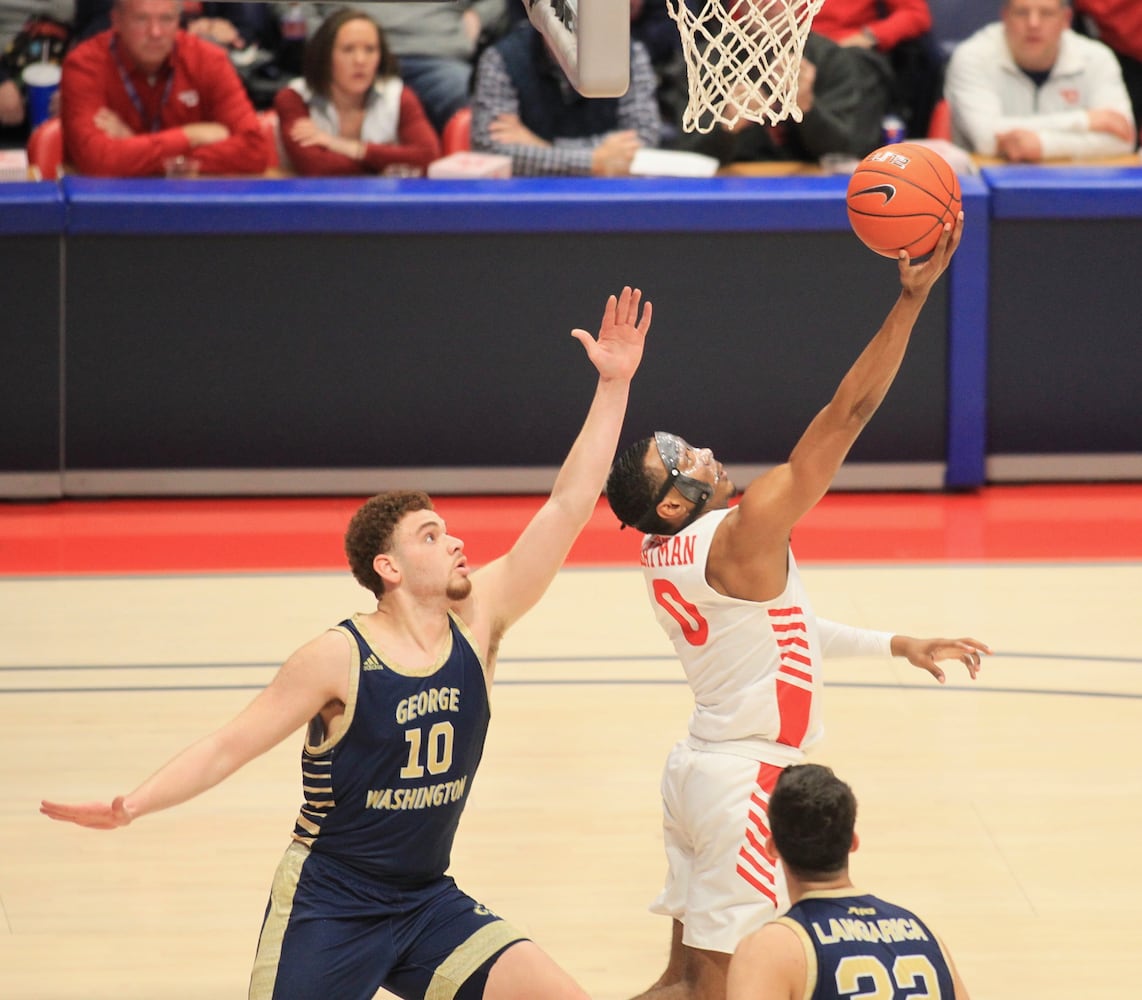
[850,395,880,427]
[546,491,596,534]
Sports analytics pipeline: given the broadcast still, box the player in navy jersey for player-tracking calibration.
[727,763,971,999]
[40,286,652,1000]
[604,217,987,1000]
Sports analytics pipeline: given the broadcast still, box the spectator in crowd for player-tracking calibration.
[471,19,660,177]
[726,764,972,1000]
[73,0,280,109]
[676,31,894,165]
[74,0,288,110]
[813,0,932,52]
[629,0,687,139]
[944,0,1136,161]
[1073,0,1142,134]
[60,0,268,176]
[0,65,17,138]
[272,7,440,176]
[810,0,941,136]
[73,0,269,48]
[501,0,685,138]
[371,0,506,135]
[1,0,74,143]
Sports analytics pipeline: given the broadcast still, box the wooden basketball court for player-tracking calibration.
[3,485,1140,999]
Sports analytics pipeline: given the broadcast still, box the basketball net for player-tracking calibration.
[668,0,826,133]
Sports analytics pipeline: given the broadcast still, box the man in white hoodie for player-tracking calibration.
[944,0,1136,161]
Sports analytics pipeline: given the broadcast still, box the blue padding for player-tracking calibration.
[985,164,1142,218]
[0,182,66,234]
[944,175,989,489]
[63,175,853,235]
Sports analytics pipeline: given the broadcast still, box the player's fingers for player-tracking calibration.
[932,220,953,258]
[946,212,965,255]
[638,299,653,334]
[600,293,618,327]
[615,286,633,319]
[624,286,641,321]
[957,637,992,655]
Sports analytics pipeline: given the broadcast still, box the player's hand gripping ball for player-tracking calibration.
[846,142,963,262]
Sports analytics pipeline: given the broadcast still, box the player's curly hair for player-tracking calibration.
[769,764,857,879]
[344,490,433,599]
[605,436,675,535]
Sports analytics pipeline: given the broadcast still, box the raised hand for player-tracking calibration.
[41,796,134,830]
[893,635,991,683]
[900,211,963,290]
[570,286,652,383]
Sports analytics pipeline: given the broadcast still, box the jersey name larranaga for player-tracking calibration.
[290,613,490,887]
[781,889,956,999]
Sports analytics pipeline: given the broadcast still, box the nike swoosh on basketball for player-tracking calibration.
[860,184,897,204]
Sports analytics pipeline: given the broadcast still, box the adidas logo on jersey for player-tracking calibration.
[362,654,383,671]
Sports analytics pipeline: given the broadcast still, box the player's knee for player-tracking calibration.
[479,940,590,1000]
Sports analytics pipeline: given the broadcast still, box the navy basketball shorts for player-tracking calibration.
[250,843,527,999]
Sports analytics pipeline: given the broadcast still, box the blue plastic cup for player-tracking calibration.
[23,63,62,129]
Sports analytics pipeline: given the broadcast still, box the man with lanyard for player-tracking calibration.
[60,0,267,176]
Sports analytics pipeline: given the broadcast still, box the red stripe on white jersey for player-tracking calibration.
[777,636,809,649]
[743,825,772,860]
[736,762,783,903]
[770,608,815,746]
[778,664,813,685]
[736,863,779,906]
[738,842,776,878]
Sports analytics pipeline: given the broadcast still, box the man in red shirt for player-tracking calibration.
[61,0,268,176]
[811,0,933,53]
[1075,0,1142,138]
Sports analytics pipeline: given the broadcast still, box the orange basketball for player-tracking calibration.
[845,142,962,261]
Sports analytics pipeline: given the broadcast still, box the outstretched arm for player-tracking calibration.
[465,287,650,637]
[818,618,990,683]
[41,630,348,829]
[731,217,963,552]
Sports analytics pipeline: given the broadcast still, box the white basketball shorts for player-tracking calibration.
[649,738,798,954]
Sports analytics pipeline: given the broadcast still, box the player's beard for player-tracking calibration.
[446,577,472,601]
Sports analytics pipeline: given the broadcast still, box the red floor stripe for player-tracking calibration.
[1,484,1140,575]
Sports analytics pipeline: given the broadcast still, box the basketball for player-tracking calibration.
[845,143,962,261]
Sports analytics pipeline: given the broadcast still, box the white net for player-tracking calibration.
[668,0,827,133]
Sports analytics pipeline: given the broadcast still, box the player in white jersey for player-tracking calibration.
[605,216,988,1000]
